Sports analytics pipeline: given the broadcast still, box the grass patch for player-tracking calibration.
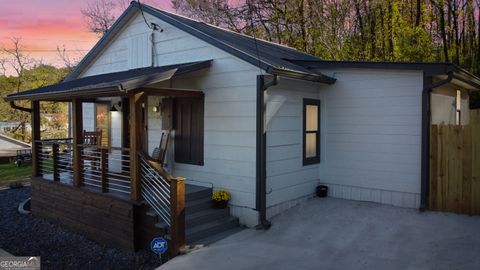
[0,163,31,187]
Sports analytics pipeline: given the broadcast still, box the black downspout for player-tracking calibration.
[420,72,453,210]
[9,101,32,113]
[256,74,277,230]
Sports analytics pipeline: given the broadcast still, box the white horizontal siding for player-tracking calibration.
[317,68,424,208]
[76,10,261,225]
[265,78,322,208]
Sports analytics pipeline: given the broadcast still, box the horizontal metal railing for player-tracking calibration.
[139,152,172,226]
[36,139,74,184]
[77,144,131,196]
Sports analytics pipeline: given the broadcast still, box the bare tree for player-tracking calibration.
[0,58,7,76]
[81,0,161,34]
[0,37,38,141]
[2,37,36,91]
[56,45,80,71]
[81,0,118,34]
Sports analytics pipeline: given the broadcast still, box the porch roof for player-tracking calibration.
[5,60,212,101]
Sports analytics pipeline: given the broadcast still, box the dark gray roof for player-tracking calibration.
[65,2,335,84]
[6,60,211,101]
[289,60,480,90]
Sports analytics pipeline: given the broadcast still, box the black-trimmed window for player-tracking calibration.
[303,99,320,165]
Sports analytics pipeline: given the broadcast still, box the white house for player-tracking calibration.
[6,2,480,252]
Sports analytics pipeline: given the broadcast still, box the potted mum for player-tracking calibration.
[212,189,230,209]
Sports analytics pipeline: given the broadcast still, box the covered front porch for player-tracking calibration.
[6,61,212,255]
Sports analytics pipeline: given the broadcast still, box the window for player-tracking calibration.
[174,97,204,165]
[95,103,110,147]
[303,99,320,165]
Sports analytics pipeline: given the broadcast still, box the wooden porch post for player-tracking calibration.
[170,177,186,255]
[129,92,144,201]
[72,99,83,187]
[31,101,40,177]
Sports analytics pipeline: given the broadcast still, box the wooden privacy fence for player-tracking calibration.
[429,110,480,215]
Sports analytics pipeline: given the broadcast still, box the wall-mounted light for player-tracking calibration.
[110,100,122,112]
[152,99,163,113]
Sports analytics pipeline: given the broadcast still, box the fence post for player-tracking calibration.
[101,148,108,193]
[170,177,186,255]
[52,143,60,182]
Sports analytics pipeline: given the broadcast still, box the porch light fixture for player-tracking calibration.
[152,99,163,113]
[109,101,122,112]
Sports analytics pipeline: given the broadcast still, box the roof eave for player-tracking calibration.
[269,67,336,84]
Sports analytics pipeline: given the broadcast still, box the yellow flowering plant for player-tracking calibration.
[212,189,231,202]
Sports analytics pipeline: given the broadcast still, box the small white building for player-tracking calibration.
[0,133,30,163]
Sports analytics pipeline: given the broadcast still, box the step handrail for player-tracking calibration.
[138,152,173,182]
[138,151,185,255]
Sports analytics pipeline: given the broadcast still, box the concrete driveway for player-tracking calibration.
[160,197,480,270]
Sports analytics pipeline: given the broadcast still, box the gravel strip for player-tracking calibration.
[0,187,163,270]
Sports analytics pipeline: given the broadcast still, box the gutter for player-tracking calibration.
[420,71,453,210]
[256,74,278,230]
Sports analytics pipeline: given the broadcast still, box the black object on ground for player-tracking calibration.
[316,185,328,197]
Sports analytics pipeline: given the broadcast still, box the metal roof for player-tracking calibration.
[5,60,212,101]
[65,2,336,84]
[289,60,480,90]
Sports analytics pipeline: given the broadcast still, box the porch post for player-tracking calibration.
[31,101,40,177]
[72,99,83,187]
[129,92,143,201]
[170,177,186,255]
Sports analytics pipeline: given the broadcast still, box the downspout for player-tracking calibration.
[256,74,278,230]
[9,101,32,113]
[420,71,453,210]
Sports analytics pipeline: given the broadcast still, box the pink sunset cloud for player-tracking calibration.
[0,0,173,72]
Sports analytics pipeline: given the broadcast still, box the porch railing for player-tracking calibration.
[139,153,171,226]
[35,139,131,197]
[35,139,185,254]
[77,144,131,196]
[138,152,185,254]
[36,139,74,184]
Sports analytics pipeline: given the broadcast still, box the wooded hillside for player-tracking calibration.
[173,0,480,75]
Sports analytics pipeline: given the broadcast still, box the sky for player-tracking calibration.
[0,0,173,74]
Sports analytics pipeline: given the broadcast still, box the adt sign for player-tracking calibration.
[151,237,168,254]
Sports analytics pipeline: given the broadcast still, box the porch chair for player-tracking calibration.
[151,130,170,166]
[83,129,102,171]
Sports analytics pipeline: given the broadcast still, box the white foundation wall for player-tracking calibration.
[316,68,424,208]
[76,11,261,227]
[264,78,323,217]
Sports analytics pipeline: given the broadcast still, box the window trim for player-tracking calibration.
[303,98,320,166]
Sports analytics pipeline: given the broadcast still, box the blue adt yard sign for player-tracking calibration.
[151,237,168,254]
